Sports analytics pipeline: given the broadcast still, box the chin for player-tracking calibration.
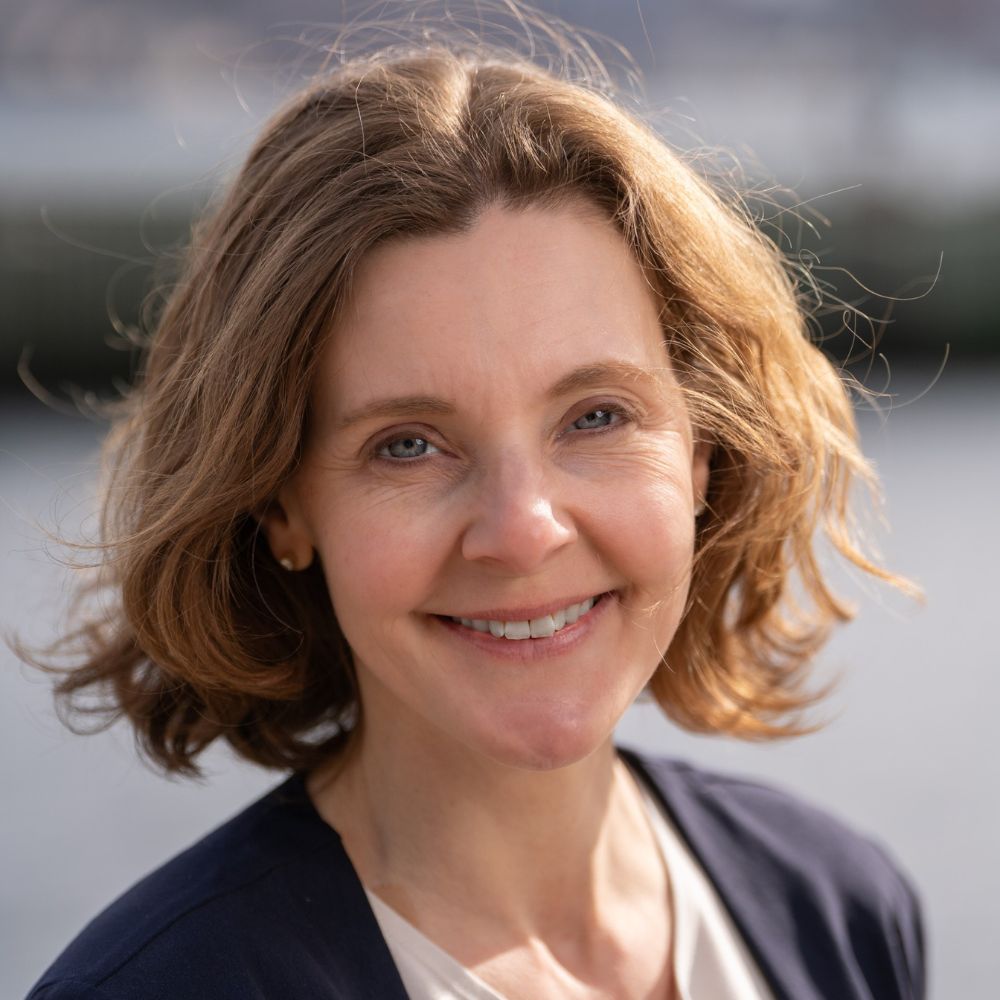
[468,703,619,773]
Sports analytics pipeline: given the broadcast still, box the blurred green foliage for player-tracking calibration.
[2,194,996,402]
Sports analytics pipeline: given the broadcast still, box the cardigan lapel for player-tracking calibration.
[619,748,920,1000]
[620,748,816,1000]
[277,775,412,999]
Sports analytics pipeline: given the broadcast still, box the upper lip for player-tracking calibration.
[436,592,609,622]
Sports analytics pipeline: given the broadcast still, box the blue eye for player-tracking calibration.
[379,436,439,460]
[572,408,621,431]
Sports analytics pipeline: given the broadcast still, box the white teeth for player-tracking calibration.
[452,595,602,640]
[529,615,556,639]
[460,617,489,632]
[504,620,532,640]
[565,596,594,626]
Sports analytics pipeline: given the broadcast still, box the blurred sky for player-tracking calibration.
[2,0,998,389]
[2,0,999,209]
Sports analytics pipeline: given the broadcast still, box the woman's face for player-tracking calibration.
[268,201,709,771]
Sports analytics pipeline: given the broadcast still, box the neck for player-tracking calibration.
[307,714,655,940]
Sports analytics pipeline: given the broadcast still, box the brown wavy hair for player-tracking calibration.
[26,40,910,775]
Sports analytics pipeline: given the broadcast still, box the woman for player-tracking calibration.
[27,41,924,1000]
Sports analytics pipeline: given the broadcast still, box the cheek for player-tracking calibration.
[585,446,696,578]
[587,457,697,650]
[309,481,447,623]
[618,487,695,599]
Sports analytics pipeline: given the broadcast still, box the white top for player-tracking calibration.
[365,767,774,1000]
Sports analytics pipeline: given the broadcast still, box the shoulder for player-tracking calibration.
[27,775,399,1000]
[632,751,920,906]
[623,749,926,999]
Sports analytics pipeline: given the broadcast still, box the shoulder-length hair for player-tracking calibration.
[32,46,906,774]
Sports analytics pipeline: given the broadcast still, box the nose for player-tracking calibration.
[460,456,577,573]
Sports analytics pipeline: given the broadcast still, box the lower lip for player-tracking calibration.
[432,593,614,661]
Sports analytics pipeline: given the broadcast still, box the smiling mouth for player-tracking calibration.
[442,593,607,640]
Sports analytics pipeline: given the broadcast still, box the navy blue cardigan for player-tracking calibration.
[28,750,925,999]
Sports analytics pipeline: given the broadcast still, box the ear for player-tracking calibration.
[692,438,713,515]
[255,483,316,572]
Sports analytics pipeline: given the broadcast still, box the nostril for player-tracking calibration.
[460,497,577,572]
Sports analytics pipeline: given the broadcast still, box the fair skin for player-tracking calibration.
[262,200,710,999]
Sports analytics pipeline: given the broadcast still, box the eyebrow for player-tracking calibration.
[335,361,665,430]
[337,395,456,430]
[548,361,664,398]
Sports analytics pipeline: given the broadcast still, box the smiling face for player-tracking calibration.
[264,200,709,772]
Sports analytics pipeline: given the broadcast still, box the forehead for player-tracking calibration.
[314,200,672,416]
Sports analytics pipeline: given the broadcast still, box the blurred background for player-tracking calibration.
[1,1,997,996]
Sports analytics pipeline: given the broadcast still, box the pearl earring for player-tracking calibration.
[279,557,295,571]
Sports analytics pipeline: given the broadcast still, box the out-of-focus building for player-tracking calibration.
[2,0,997,394]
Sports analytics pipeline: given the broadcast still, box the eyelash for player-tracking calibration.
[370,400,636,464]
[374,434,441,462]
[563,402,634,436]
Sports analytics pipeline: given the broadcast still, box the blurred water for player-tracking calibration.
[2,367,997,999]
